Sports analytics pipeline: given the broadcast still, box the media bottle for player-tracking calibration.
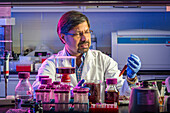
[105,78,119,107]
[15,72,33,110]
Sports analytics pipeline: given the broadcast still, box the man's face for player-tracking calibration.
[63,21,91,56]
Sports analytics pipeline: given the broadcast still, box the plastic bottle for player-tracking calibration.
[73,87,79,112]
[105,78,119,108]
[159,81,166,106]
[53,81,61,89]
[15,72,33,110]
[38,78,52,89]
[77,88,89,112]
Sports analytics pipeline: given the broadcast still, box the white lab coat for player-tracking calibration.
[32,47,131,102]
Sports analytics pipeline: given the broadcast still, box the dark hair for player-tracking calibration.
[57,11,90,43]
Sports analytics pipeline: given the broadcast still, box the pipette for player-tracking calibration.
[119,65,127,77]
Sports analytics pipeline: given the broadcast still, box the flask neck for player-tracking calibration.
[19,78,29,83]
[106,84,118,91]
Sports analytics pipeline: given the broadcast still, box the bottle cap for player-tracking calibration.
[77,88,89,93]
[18,72,30,79]
[73,87,78,93]
[54,89,69,93]
[136,82,140,86]
[162,81,165,85]
[152,81,156,85]
[41,78,52,84]
[39,85,46,89]
[38,75,49,82]
[106,78,117,85]
[142,81,149,88]
[46,83,52,89]
[42,89,51,92]
[61,75,71,83]
[53,81,61,85]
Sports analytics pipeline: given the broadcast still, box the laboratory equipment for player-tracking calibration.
[159,81,166,106]
[3,50,10,97]
[152,81,160,97]
[111,29,170,71]
[165,76,170,92]
[38,78,52,89]
[83,80,101,104]
[52,81,60,89]
[42,89,51,111]
[129,81,159,113]
[119,65,127,77]
[135,82,140,87]
[35,89,44,103]
[105,78,119,107]
[54,89,70,112]
[73,87,79,112]
[38,75,49,84]
[15,72,33,110]
[77,87,89,112]
[55,56,76,85]
[54,89,60,112]
[16,64,33,72]
[89,103,118,113]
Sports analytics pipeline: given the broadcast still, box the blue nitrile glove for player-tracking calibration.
[127,54,141,78]
[74,79,91,96]
[76,79,85,87]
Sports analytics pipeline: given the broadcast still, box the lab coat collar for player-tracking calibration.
[81,49,95,80]
[58,47,95,86]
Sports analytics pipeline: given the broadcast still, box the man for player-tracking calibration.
[32,10,141,102]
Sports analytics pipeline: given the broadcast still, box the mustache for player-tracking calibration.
[78,41,89,46]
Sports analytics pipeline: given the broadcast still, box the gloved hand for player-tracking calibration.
[73,79,91,96]
[127,54,141,78]
[76,79,85,87]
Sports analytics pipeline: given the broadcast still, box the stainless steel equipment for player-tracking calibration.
[129,81,159,113]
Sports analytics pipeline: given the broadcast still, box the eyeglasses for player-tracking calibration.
[64,30,93,38]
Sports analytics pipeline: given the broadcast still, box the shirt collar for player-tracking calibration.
[65,49,86,62]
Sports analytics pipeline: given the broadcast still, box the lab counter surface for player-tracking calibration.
[0,104,168,113]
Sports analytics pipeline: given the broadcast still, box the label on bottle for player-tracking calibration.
[137,91,155,105]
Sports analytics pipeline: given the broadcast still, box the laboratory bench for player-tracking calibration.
[0,104,168,113]
[0,70,170,97]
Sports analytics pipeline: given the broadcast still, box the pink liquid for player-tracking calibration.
[56,67,75,74]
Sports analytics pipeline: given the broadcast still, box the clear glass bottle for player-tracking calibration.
[105,78,119,106]
[15,72,33,110]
